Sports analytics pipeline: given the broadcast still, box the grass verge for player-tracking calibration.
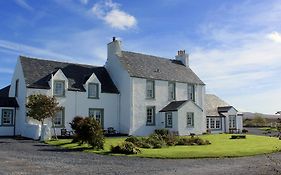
[46,134,281,159]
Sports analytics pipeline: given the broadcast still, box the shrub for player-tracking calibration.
[242,129,248,133]
[176,136,211,146]
[154,129,178,146]
[70,117,104,149]
[146,134,166,148]
[125,136,140,145]
[230,135,246,139]
[154,129,170,137]
[111,142,141,154]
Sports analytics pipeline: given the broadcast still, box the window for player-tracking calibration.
[89,108,104,128]
[146,80,155,99]
[207,117,221,129]
[168,82,176,101]
[15,79,19,97]
[165,112,173,128]
[1,109,13,125]
[53,81,65,96]
[88,83,99,98]
[53,108,65,127]
[210,118,215,128]
[215,118,221,129]
[187,84,195,101]
[187,112,194,127]
[146,106,155,126]
[229,115,236,128]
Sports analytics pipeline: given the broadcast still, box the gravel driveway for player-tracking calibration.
[0,138,281,175]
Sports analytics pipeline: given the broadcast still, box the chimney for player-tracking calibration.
[175,50,189,67]
[107,37,122,58]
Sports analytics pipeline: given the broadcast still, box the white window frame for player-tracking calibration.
[168,82,176,101]
[187,83,195,102]
[186,112,194,127]
[207,117,221,129]
[1,109,13,126]
[53,80,65,97]
[53,108,65,128]
[146,106,155,126]
[88,83,99,99]
[146,80,155,99]
[165,112,173,128]
[229,115,236,128]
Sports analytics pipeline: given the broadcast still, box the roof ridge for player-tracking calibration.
[122,51,173,61]
[19,55,101,68]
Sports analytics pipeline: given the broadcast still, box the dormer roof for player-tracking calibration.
[20,56,119,94]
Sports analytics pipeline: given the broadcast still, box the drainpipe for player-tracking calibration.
[14,107,17,136]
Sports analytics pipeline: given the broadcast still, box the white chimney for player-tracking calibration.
[107,37,122,58]
[175,50,189,67]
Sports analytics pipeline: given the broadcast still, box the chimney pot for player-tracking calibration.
[113,37,116,42]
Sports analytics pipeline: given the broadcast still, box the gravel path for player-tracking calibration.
[0,138,281,175]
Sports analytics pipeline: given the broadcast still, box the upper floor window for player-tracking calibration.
[1,109,13,126]
[53,81,65,97]
[146,106,155,126]
[15,79,19,97]
[146,80,155,99]
[187,84,195,101]
[88,83,99,99]
[168,82,176,101]
[186,112,194,127]
[53,108,65,128]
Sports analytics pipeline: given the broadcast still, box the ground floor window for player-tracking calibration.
[1,109,13,126]
[229,115,236,128]
[89,108,104,128]
[146,106,155,126]
[186,112,194,127]
[207,117,221,129]
[53,108,65,128]
[165,112,173,128]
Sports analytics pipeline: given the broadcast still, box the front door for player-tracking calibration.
[89,108,104,128]
[165,112,173,128]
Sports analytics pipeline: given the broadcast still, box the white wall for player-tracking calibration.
[177,101,205,135]
[0,107,15,136]
[9,57,27,136]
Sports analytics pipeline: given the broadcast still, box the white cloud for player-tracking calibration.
[91,0,137,30]
[267,31,281,43]
[15,0,33,11]
[80,0,89,5]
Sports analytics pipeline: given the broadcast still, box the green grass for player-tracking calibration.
[46,134,281,159]
[259,127,278,132]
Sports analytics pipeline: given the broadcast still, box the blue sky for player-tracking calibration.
[0,0,280,114]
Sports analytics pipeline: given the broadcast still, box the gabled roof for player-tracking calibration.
[118,51,204,85]
[0,85,10,97]
[159,100,203,112]
[20,56,119,94]
[205,94,235,116]
[0,97,19,107]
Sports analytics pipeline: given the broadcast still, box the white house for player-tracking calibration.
[0,38,242,139]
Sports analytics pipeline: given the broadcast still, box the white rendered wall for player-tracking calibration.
[105,48,132,134]
[0,107,15,136]
[9,58,27,136]
[177,102,205,135]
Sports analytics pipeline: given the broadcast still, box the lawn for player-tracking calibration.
[46,134,281,159]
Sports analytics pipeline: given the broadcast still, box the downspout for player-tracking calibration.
[14,107,17,136]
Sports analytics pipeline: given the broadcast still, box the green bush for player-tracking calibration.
[70,116,104,149]
[146,134,166,148]
[110,142,141,154]
[176,137,211,146]
[125,136,140,145]
[154,129,170,137]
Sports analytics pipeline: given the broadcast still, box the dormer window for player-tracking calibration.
[187,83,195,102]
[168,82,176,101]
[53,81,65,97]
[88,83,99,99]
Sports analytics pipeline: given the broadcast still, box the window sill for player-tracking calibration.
[146,124,156,126]
[54,95,66,98]
[88,97,99,99]
[146,97,156,100]
[52,125,65,128]
[0,124,14,127]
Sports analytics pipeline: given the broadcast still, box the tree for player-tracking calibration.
[252,114,266,127]
[26,94,62,140]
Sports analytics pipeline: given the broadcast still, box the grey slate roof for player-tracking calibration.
[159,100,187,112]
[20,56,119,94]
[205,94,233,117]
[0,85,10,97]
[118,51,205,85]
[0,97,19,107]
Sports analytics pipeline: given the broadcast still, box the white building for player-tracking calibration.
[0,38,243,139]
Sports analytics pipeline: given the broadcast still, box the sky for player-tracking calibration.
[0,0,280,114]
